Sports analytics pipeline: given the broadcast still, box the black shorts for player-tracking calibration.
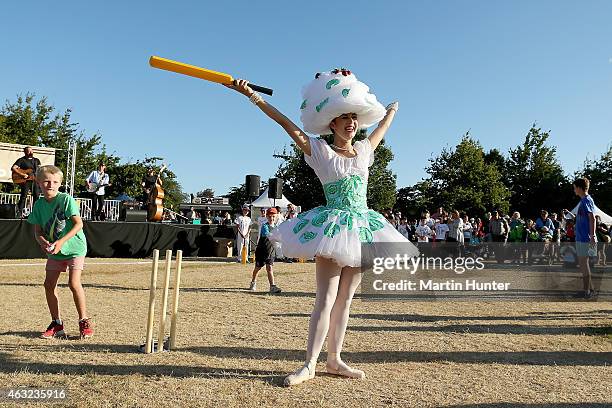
[255,237,275,267]
[255,257,274,268]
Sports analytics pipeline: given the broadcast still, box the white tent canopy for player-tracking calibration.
[249,188,295,211]
[571,203,612,226]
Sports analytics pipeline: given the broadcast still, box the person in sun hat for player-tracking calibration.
[225,67,418,386]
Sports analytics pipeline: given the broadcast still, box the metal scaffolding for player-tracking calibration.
[65,140,77,196]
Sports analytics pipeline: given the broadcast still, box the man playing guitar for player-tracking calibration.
[11,146,42,218]
[86,162,111,221]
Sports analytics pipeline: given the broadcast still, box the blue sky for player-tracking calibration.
[2,1,610,197]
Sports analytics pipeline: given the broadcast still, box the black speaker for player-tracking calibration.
[268,178,283,199]
[246,175,261,197]
[121,208,148,222]
[0,204,17,219]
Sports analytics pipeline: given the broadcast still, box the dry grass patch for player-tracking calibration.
[0,259,610,407]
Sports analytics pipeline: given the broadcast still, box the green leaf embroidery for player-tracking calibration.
[358,227,373,243]
[369,218,384,232]
[326,79,340,89]
[299,231,317,244]
[293,219,309,234]
[339,212,353,230]
[324,222,341,238]
[311,211,329,227]
[315,97,330,112]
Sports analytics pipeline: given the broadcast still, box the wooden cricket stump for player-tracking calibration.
[143,249,183,353]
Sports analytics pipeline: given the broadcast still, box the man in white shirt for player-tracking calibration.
[235,204,252,261]
[423,210,435,229]
[285,203,297,220]
[398,218,410,239]
[434,219,449,242]
[86,163,110,221]
[275,206,286,224]
[416,219,432,243]
[462,215,473,243]
[187,206,198,222]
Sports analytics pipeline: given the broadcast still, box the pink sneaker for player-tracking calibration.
[79,318,94,339]
[41,321,65,339]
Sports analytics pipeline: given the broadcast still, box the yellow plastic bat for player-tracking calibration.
[241,243,248,265]
[149,56,273,95]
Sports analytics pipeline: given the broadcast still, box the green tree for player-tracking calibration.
[224,184,250,213]
[110,158,185,210]
[363,138,397,211]
[395,182,433,220]
[484,148,507,175]
[196,188,215,198]
[0,94,114,195]
[506,125,571,217]
[223,180,268,213]
[274,143,324,210]
[405,134,510,216]
[0,94,185,209]
[577,145,612,214]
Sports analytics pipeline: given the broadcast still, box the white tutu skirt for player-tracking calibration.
[269,206,418,268]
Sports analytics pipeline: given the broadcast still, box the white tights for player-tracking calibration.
[285,256,362,385]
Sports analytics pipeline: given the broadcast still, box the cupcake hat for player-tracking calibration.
[299,68,387,135]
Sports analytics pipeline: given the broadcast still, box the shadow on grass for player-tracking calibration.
[3,342,609,366]
[271,311,612,322]
[0,282,317,297]
[180,287,316,298]
[180,346,611,366]
[1,342,609,388]
[0,351,284,385]
[0,282,144,292]
[347,324,612,336]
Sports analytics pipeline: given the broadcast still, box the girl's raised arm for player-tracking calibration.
[368,102,398,150]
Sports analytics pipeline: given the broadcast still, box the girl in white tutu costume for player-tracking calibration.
[226,69,417,386]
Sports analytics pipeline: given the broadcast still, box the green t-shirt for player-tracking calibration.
[27,192,87,260]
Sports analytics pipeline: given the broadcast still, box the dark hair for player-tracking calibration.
[573,177,590,191]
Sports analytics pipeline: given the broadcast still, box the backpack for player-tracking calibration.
[509,223,525,242]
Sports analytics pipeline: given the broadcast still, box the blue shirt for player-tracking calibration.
[260,222,272,238]
[575,195,595,243]
[535,217,554,232]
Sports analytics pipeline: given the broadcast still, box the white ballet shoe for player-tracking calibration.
[283,361,316,386]
[326,361,365,379]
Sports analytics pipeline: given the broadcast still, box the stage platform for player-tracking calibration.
[0,220,237,259]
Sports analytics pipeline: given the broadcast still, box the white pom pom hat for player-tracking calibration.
[299,69,387,135]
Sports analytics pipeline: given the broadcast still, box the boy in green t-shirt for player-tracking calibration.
[27,165,94,339]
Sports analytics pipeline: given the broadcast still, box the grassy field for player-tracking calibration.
[0,258,610,408]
